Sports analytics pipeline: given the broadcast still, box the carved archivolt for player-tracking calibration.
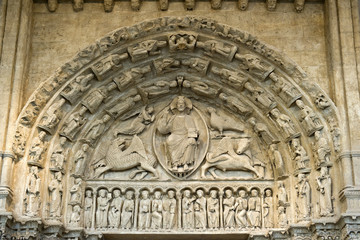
[11,16,340,237]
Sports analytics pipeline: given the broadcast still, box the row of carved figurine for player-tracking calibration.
[73,187,282,230]
[46,0,306,13]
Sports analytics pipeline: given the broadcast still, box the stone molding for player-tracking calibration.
[0,16,353,239]
[43,0,308,13]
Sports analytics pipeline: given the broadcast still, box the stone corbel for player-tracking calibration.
[131,0,141,11]
[238,0,248,10]
[184,0,195,10]
[294,0,305,13]
[73,0,84,12]
[104,0,115,12]
[266,0,277,11]
[210,0,222,9]
[47,0,58,12]
[159,0,169,11]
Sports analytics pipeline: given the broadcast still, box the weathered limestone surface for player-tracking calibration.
[26,2,329,104]
[0,1,359,239]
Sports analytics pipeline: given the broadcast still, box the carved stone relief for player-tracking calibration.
[10,17,343,239]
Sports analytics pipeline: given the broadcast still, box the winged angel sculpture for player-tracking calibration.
[91,135,158,179]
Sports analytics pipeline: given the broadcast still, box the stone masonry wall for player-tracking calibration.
[26,1,328,107]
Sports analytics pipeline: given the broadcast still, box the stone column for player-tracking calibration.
[0,0,33,214]
[133,191,139,230]
[91,190,97,230]
[176,191,182,230]
[325,0,360,214]
[219,190,224,229]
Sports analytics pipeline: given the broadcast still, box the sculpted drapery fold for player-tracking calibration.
[8,17,341,239]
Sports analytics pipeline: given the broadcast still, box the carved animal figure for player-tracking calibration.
[92,135,158,179]
[206,107,244,135]
[200,137,260,179]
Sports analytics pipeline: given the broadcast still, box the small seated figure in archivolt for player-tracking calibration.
[91,135,158,179]
[200,137,260,179]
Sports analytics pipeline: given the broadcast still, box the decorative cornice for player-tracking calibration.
[337,151,360,162]
[41,0,312,13]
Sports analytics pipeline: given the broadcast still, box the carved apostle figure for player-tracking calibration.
[182,190,196,229]
[247,189,261,229]
[91,53,128,80]
[60,110,86,141]
[139,190,151,230]
[50,137,67,171]
[157,96,198,172]
[48,172,63,218]
[263,189,274,228]
[236,54,274,80]
[244,82,276,111]
[151,191,163,229]
[235,190,248,228]
[96,189,111,228]
[84,114,111,146]
[211,66,248,90]
[313,131,331,166]
[154,58,181,74]
[219,93,252,116]
[139,80,178,100]
[183,78,220,99]
[69,205,81,227]
[196,40,237,61]
[291,138,309,170]
[296,100,323,136]
[223,189,236,229]
[277,181,288,207]
[268,144,286,179]
[128,40,167,62]
[278,206,288,228]
[28,131,47,165]
[295,174,311,221]
[74,143,89,176]
[84,190,93,229]
[108,189,122,228]
[270,108,299,140]
[316,167,334,217]
[194,189,207,229]
[248,117,278,145]
[81,86,111,114]
[207,190,219,229]
[107,95,141,119]
[39,98,66,132]
[113,66,151,91]
[70,178,82,204]
[61,73,93,104]
[162,190,176,229]
[182,58,209,75]
[25,166,41,217]
[269,73,301,106]
[121,191,135,229]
